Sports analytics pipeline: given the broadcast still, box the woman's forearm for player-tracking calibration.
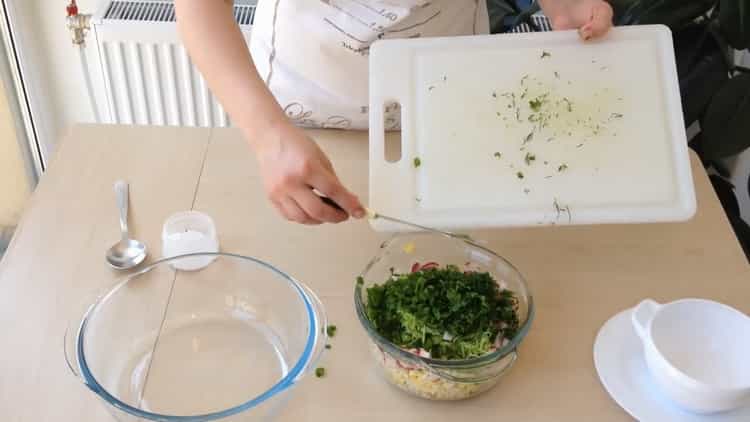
[174,0,286,150]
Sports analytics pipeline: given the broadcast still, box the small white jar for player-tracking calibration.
[161,211,219,271]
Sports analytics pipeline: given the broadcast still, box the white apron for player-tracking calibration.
[249,0,489,130]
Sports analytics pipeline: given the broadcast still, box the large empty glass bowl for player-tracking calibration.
[64,253,326,421]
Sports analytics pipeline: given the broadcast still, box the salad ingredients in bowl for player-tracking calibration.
[355,234,533,400]
[365,264,519,360]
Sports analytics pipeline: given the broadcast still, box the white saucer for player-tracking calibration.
[593,308,750,422]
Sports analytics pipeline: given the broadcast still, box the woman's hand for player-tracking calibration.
[540,0,614,40]
[254,122,366,225]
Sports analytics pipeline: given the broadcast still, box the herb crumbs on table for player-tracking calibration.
[524,152,536,165]
[524,188,530,194]
[516,171,524,179]
[554,71,560,78]
[611,113,623,118]
[413,157,421,168]
[558,164,568,172]
[492,91,497,98]
[315,367,326,378]
[541,51,551,59]
[494,152,502,159]
[523,131,534,144]
[326,325,337,337]
[325,344,332,350]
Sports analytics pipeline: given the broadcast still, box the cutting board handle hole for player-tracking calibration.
[384,101,402,163]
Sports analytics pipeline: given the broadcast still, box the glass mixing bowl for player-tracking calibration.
[355,234,534,400]
[64,253,326,421]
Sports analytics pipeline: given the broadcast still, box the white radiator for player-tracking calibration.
[86,0,256,127]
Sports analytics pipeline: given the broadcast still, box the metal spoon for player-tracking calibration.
[106,180,147,269]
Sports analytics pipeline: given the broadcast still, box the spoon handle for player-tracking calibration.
[114,180,130,240]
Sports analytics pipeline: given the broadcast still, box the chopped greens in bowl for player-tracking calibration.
[355,233,533,400]
[365,264,519,361]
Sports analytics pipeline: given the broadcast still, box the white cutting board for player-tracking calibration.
[368,25,696,231]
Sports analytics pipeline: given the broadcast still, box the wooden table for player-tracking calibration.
[0,124,747,421]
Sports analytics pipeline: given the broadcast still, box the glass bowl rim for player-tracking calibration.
[354,233,535,370]
[73,252,321,421]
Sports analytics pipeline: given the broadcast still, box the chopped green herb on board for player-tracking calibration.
[523,131,534,144]
[494,152,502,159]
[541,51,551,59]
[413,157,421,168]
[558,164,568,172]
[524,152,536,165]
[516,171,525,179]
[562,98,573,112]
[529,98,543,112]
[325,344,332,350]
[356,276,364,286]
[315,367,326,378]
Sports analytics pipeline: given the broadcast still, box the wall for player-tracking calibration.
[0,73,30,227]
[8,0,99,165]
